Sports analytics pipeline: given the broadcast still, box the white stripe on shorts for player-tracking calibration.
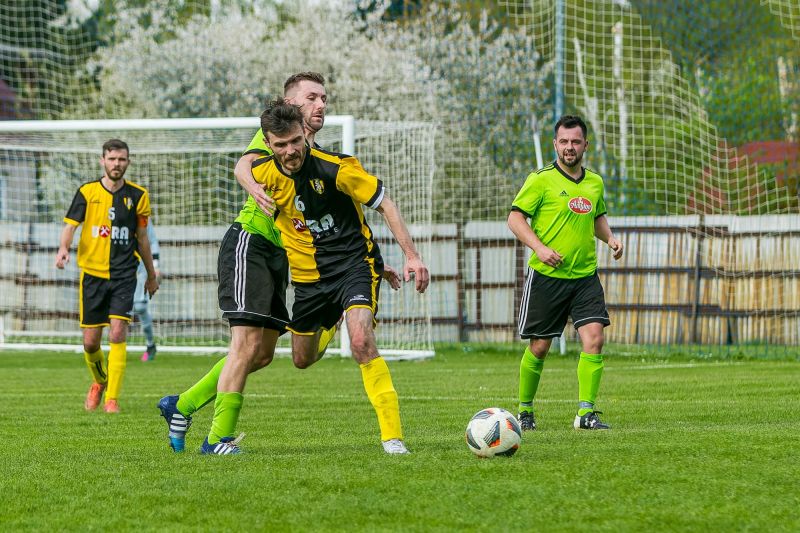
[234,230,250,311]
[573,315,609,326]
[517,267,534,336]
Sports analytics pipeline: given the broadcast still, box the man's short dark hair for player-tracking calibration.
[102,139,129,156]
[283,72,326,94]
[260,98,305,137]
[554,115,588,139]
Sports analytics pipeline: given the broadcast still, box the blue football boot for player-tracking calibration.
[158,395,192,452]
[200,434,245,455]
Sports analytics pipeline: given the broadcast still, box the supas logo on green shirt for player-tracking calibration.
[568,197,592,214]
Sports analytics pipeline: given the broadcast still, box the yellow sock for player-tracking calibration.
[317,325,337,357]
[360,356,403,441]
[105,342,127,400]
[84,348,107,384]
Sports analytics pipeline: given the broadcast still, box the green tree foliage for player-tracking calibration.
[632,0,798,146]
[0,0,97,118]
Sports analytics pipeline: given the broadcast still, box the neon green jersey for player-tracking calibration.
[234,128,283,247]
[511,162,607,279]
[243,128,268,156]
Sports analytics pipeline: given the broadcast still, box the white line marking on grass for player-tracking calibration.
[0,391,574,403]
[0,391,761,406]
[615,362,745,371]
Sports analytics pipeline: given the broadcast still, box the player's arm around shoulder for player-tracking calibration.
[236,151,275,216]
[376,195,429,293]
[594,214,623,260]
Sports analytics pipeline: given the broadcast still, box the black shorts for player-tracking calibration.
[80,271,136,328]
[217,223,290,331]
[289,260,381,335]
[518,269,610,339]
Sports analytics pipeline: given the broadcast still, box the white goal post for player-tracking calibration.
[0,116,434,360]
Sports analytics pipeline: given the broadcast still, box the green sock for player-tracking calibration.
[176,357,226,417]
[208,391,244,444]
[577,352,604,416]
[519,347,545,413]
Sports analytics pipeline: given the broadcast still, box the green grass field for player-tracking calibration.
[0,346,797,532]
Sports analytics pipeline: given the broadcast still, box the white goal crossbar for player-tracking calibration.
[0,116,356,154]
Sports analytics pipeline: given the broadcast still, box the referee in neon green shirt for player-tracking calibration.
[508,115,624,431]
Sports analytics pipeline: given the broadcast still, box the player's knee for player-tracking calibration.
[108,328,127,344]
[530,339,550,358]
[231,332,260,355]
[292,352,315,369]
[229,344,261,373]
[348,335,375,360]
[251,345,275,371]
[83,341,101,353]
[584,334,604,353]
[243,342,262,364]
[250,357,271,372]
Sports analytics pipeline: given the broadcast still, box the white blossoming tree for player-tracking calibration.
[78,0,551,222]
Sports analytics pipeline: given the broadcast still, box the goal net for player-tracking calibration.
[0,117,435,359]
[3,0,799,354]
[493,0,800,349]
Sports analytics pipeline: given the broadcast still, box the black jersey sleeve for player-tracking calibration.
[64,187,87,225]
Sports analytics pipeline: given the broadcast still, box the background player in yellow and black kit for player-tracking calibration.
[55,139,159,414]
[248,99,429,454]
[508,115,623,431]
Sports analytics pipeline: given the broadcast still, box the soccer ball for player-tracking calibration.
[465,407,522,458]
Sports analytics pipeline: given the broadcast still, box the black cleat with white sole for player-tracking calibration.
[574,410,610,430]
[518,411,537,431]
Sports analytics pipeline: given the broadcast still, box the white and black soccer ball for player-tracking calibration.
[465,407,522,458]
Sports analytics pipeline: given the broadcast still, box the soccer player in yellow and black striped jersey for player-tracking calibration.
[256,99,429,454]
[55,139,159,414]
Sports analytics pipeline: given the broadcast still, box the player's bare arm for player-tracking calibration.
[55,223,77,269]
[594,214,623,260]
[507,211,563,268]
[376,196,429,293]
[136,224,160,297]
[234,152,275,216]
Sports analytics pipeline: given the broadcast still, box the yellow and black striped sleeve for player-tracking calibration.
[334,156,384,209]
[136,189,151,221]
